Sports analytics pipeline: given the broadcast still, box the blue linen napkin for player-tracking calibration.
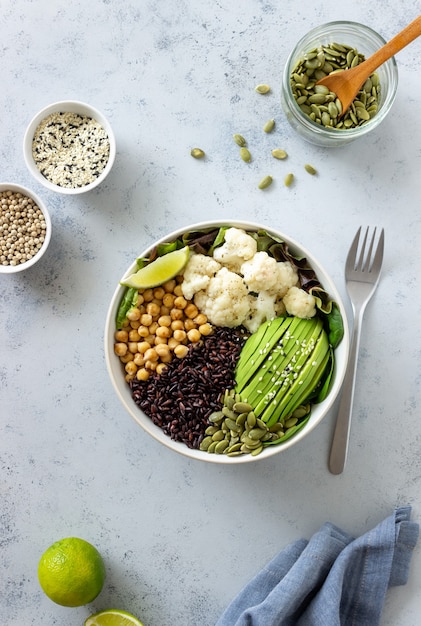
[216,506,418,626]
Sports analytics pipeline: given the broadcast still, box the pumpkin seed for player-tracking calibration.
[263,119,275,133]
[272,149,288,160]
[284,172,294,187]
[255,83,270,94]
[258,175,273,190]
[240,147,251,162]
[215,439,229,454]
[233,401,253,413]
[190,148,205,159]
[211,430,225,442]
[304,163,317,175]
[233,133,247,147]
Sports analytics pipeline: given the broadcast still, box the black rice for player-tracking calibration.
[130,327,247,448]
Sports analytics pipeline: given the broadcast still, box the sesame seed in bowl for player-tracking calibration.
[23,101,116,195]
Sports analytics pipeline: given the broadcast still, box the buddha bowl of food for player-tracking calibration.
[104,220,350,463]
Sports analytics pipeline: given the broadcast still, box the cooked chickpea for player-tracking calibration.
[156,326,171,339]
[136,294,144,306]
[144,347,158,362]
[128,329,141,342]
[145,360,157,371]
[120,352,134,364]
[149,321,159,335]
[174,295,187,309]
[140,313,153,326]
[184,303,199,319]
[199,322,213,336]
[160,305,170,316]
[128,341,139,354]
[174,344,189,358]
[129,320,141,329]
[173,284,183,297]
[170,308,184,320]
[171,319,184,331]
[125,361,137,375]
[158,314,172,327]
[115,330,129,342]
[137,341,152,354]
[136,368,150,381]
[187,328,201,343]
[163,279,177,292]
[168,337,180,350]
[173,329,187,342]
[184,319,197,331]
[125,373,135,383]
[153,287,166,300]
[156,363,167,375]
[155,343,171,359]
[142,289,154,302]
[137,325,150,338]
[146,302,161,317]
[114,343,128,357]
[162,293,175,308]
[154,336,168,346]
[127,307,141,321]
[134,353,145,367]
[194,313,207,325]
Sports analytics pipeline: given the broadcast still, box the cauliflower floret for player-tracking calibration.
[243,291,277,333]
[269,261,299,298]
[212,227,257,272]
[181,253,221,301]
[193,266,250,327]
[241,251,279,293]
[283,286,316,319]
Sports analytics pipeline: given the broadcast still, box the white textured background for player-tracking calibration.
[1,1,421,624]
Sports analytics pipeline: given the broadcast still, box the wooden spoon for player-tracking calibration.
[316,15,421,115]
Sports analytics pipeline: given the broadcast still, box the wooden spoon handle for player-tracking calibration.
[362,14,421,76]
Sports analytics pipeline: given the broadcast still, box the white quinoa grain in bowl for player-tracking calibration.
[23,101,116,194]
[0,183,51,273]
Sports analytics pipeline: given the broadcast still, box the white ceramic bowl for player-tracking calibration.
[0,183,52,273]
[23,100,116,194]
[104,220,350,464]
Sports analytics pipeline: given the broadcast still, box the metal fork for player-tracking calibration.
[329,226,385,475]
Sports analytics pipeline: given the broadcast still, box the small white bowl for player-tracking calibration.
[104,220,350,464]
[23,100,116,194]
[0,183,51,273]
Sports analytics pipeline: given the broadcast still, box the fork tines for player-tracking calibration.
[349,226,384,273]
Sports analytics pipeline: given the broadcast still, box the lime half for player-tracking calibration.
[85,609,144,626]
[120,246,190,289]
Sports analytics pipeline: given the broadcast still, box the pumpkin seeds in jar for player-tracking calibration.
[289,43,380,130]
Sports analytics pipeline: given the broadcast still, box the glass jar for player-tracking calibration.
[281,21,399,147]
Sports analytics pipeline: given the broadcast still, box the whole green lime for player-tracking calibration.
[38,537,106,607]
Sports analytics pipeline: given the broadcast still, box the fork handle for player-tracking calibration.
[328,305,365,474]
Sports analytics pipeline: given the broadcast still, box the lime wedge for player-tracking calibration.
[84,609,144,626]
[120,246,190,289]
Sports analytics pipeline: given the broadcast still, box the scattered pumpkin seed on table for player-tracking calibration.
[263,119,275,133]
[272,149,288,160]
[304,164,317,175]
[284,172,294,187]
[233,134,247,147]
[240,147,252,162]
[190,148,205,159]
[255,84,271,94]
[258,175,273,190]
